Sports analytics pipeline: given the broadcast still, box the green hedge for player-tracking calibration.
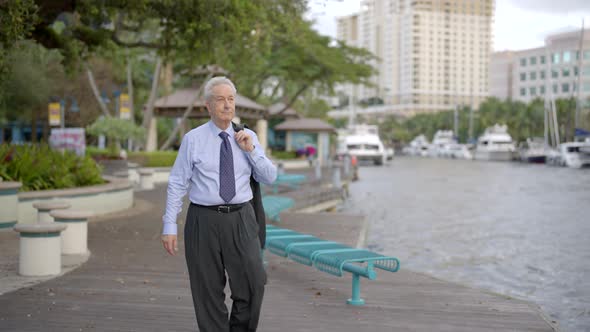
[271,150,299,160]
[0,144,105,191]
[128,151,178,167]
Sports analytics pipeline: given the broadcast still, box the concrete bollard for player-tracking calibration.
[13,223,67,276]
[32,201,71,223]
[314,161,322,181]
[0,182,22,229]
[332,166,341,189]
[138,169,155,190]
[51,210,92,255]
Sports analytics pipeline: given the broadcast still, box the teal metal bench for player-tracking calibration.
[262,196,295,222]
[272,174,306,194]
[264,226,400,306]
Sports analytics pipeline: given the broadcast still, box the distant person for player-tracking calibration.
[305,144,316,166]
[161,76,277,331]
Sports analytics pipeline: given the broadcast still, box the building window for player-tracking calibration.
[530,72,537,80]
[529,87,536,95]
[584,65,590,76]
[520,73,526,81]
[585,50,590,60]
[520,88,526,96]
[540,86,546,94]
[540,55,546,64]
[553,84,558,93]
[563,51,571,62]
[562,68,570,77]
[552,70,559,78]
[562,83,569,93]
[540,70,545,79]
[552,53,560,64]
[574,66,579,76]
[584,82,590,92]
[520,58,527,66]
[530,56,537,65]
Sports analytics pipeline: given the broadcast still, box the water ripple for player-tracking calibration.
[344,157,590,332]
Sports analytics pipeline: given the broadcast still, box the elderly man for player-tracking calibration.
[161,76,277,332]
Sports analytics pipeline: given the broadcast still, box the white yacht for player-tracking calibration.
[474,124,516,161]
[403,134,430,156]
[427,130,456,158]
[447,143,473,160]
[340,124,388,165]
[559,141,590,169]
[518,137,549,164]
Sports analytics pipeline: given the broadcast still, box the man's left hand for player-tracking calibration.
[235,131,254,152]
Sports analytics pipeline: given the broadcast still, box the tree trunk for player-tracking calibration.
[127,57,135,123]
[86,65,112,117]
[159,74,213,150]
[141,57,163,150]
[31,106,38,143]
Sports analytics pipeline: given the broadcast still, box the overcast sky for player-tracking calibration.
[307,0,590,51]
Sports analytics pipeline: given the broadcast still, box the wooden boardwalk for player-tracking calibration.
[0,185,556,331]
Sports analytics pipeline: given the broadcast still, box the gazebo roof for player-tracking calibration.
[152,88,267,120]
[268,102,300,119]
[274,118,335,132]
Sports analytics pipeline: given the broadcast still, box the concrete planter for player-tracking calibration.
[138,169,155,190]
[32,201,71,223]
[0,182,21,229]
[129,167,170,185]
[51,210,92,255]
[13,223,67,276]
[17,177,133,225]
[96,159,128,176]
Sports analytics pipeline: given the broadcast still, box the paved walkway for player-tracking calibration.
[0,184,556,331]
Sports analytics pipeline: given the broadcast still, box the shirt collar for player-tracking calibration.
[208,120,235,139]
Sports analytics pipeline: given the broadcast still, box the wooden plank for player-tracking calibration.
[0,186,555,331]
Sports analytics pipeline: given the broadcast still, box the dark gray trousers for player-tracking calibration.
[184,202,266,332]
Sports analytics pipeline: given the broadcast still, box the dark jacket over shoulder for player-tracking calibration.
[232,122,267,249]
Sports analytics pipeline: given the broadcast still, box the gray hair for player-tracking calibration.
[203,76,237,102]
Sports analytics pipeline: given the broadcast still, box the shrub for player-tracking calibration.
[87,117,145,157]
[128,151,178,167]
[271,150,298,160]
[0,144,105,191]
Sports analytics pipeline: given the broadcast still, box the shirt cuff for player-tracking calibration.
[248,145,263,159]
[162,222,177,235]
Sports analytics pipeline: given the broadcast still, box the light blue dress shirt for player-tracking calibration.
[162,121,277,235]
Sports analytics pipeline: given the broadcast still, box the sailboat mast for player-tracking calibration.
[454,107,458,140]
[551,97,560,146]
[544,100,549,147]
[575,20,585,132]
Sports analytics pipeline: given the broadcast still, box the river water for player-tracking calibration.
[342,157,590,332]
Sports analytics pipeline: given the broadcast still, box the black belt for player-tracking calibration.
[192,202,248,213]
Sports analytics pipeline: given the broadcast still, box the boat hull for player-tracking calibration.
[474,150,514,161]
[525,155,547,164]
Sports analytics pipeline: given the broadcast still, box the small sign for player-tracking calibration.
[49,128,86,156]
[48,102,61,126]
[119,93,131,120]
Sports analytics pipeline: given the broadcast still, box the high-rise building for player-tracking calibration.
[490,28,590,104]
[488,51,514,100]
[333,0,494,118]
[512,29,590,101]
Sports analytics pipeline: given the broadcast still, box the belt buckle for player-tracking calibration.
[217,205,230,213]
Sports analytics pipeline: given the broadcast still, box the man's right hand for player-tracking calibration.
[161,234,178,256]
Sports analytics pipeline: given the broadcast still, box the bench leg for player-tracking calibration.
[347,274,365,306]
